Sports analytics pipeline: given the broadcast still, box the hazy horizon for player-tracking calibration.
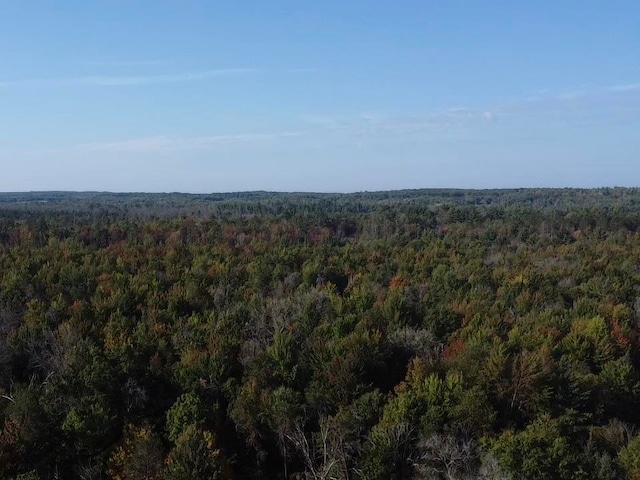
[1,186,638,197]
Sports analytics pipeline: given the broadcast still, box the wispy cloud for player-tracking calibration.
[556,89,590,101]
[606,83,640,92]
[304,108,499,135]
[87,60,172,67]
[302,80,640,142]
[554,82,640,99]
[283,67,321,74]
[74,132,302,153]
[0,68,256,88]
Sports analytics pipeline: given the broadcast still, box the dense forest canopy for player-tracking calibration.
[2,189,640,479]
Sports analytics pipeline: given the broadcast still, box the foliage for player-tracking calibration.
[0,188,640,478]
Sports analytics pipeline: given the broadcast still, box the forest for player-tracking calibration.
[2,188,640,479]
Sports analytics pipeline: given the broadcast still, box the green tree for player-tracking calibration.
[164,425,225,480]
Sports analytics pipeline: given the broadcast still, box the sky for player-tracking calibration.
[1,1,639,193]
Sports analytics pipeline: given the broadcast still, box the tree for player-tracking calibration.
[414,433,478,480]
[619,434,640,480]
[285,416,349,480]
[165,425,226,480]
[489,415,585,480]
[107,424,164,480]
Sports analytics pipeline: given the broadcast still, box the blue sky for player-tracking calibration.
[1,1,639,192]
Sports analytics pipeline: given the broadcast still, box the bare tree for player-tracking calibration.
[415,433,478,480]
[285,417,350,480]
[383,422,417,478]
[477,454,512,480]
[76,460,104,480]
